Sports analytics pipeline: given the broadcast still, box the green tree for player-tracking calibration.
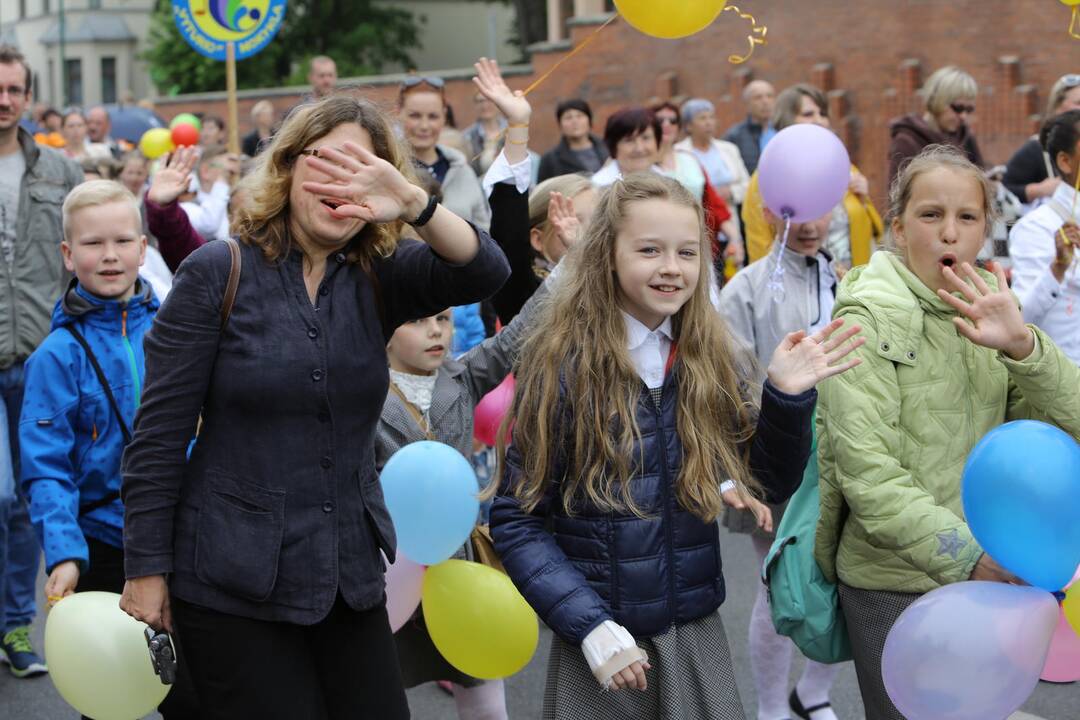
[144,0,423,95]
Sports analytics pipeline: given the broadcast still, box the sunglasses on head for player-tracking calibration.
[401,76,445,90]
[950,102,976,115]
[1062,74,1080,90]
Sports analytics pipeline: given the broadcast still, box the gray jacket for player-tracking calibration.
[375,278,550,470]
[719,246,837,378]
[0,128,83,369]
[438,144,491,232]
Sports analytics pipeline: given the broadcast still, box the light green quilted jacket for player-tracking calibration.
[815,252,1080,593]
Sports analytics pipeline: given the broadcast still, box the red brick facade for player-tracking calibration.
[157,0,1078,206]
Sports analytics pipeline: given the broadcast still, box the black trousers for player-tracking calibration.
[78,538,203,719]
[171,593,410,720]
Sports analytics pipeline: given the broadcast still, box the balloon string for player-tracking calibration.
[522,15,618,97]
[468,15,616,167]
[1070,6,1080,40]
[723,5,768,64]
[767,217,791,303]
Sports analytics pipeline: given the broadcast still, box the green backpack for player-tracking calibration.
[761,423,852,664]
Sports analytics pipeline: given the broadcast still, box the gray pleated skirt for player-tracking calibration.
[541,611,745,720]
[838,583,920,720]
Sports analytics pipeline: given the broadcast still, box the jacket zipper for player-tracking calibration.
[121,309,141,409]
[651,379,679,625]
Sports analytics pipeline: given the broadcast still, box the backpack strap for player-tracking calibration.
[221,238,241,330]
[63,325,130,515]
[1045,199,1075,224]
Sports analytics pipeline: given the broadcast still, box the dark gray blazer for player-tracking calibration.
[122,231,510,624]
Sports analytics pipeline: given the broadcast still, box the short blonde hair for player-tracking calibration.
[250,99,274,122]
[922,66,978,115]
[61,179,142,241]
[1046,74,1080,119]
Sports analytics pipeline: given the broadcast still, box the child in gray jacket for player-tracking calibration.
[717,209,844,720]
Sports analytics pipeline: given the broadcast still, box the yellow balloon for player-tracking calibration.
[422,560,538,679]
[1065,583,1080,636]
[139,128,174,160]
[45,591,171,719]
[615,0,727,39]
[1060,0,1080,6]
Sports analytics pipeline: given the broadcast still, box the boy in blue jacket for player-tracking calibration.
[18,179,153,607]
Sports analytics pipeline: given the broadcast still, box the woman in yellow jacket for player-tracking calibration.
[743,84,883,271]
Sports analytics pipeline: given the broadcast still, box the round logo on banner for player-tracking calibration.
[171,0,287,61]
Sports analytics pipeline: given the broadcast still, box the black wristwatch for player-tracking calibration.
[407,192,439,228]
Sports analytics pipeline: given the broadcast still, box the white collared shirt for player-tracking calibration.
[623,312,674,389]
[1009,182,1080,365]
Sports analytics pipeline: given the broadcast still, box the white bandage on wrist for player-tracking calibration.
[581,620,648,689]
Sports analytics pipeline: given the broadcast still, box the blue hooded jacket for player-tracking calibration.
[19,278,158,573]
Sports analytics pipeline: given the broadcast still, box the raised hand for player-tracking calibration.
[937,262,1034,361]
[766,318,865,395]
[472,57,531,126]
[1052,222,1079,283]
[146,146,197,205]
[300,142,427,224]
[547,191,582,252]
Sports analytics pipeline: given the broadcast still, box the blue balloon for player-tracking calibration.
[962,420,1080,591]
[379,441,479,566]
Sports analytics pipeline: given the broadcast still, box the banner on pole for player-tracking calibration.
[171,0,287,61]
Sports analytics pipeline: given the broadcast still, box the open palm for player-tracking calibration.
[147,147,197,205]
[767,318,864,395]
[937,262,1034,360]
[472,57,531,125]
[300,142,420,223]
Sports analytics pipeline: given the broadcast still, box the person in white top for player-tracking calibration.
[1009,110,1080,364]
[179,147,236,242]
[675,98,751,205]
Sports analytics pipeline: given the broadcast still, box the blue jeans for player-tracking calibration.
[0,362,42,632]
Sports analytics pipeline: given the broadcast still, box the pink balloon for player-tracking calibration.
[384,552,425,632]
[474,374,514,447]
[1041,607,1080,682]
[882,582,1058,720]
[757,123,851,223]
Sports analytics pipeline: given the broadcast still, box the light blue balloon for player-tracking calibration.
[379,441,479,566]
[962,420,1080,591]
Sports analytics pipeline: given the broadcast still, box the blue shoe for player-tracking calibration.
[0,625,47,677]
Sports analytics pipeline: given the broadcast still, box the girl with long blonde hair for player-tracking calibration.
[489,173,864,719]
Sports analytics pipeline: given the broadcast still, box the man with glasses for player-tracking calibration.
[0,45,82,679]
[887,65,985,188]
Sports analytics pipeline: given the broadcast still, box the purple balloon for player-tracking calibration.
[757,124,851,222]
[882,581,1058,720]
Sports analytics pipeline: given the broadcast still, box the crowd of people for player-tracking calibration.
[0,41,1078,720]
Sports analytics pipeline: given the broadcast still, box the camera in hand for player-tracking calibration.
[144,627,177,685]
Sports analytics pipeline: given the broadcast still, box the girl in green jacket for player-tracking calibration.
[815,145,1080,719]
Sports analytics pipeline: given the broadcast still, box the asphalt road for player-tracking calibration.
[1,525,1073,718]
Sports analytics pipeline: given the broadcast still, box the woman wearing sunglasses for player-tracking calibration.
[1003,74,1080,207]
[887,65,985,188]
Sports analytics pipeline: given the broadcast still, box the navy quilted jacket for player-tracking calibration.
[490,372,815,644]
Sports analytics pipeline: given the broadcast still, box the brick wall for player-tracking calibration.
[156,0,1077,207]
